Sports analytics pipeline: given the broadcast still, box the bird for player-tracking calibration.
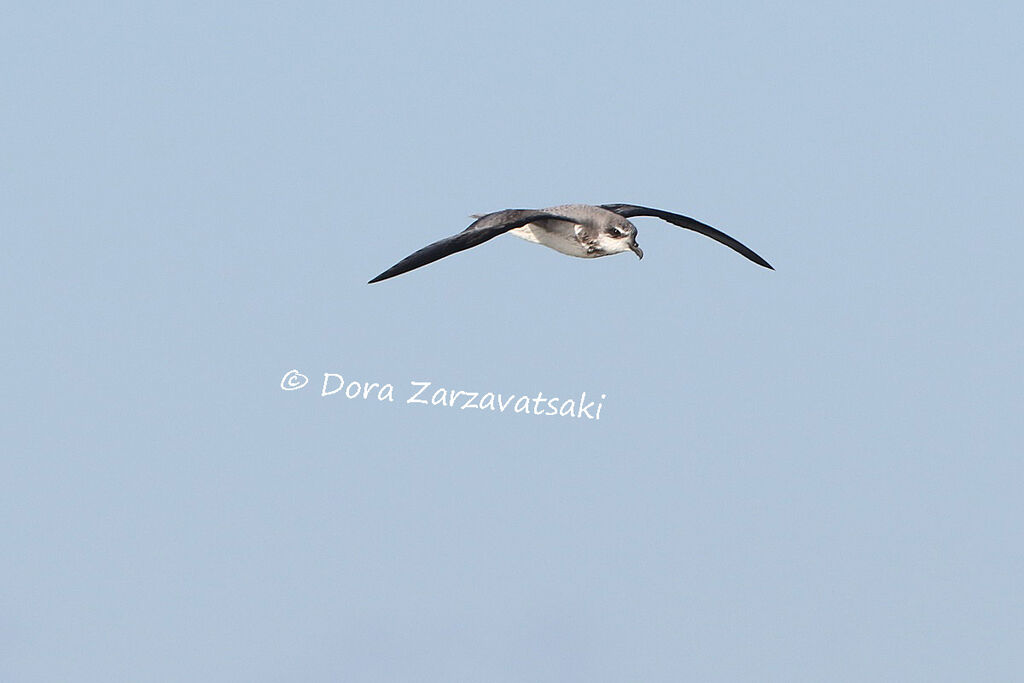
[367,203,773,283]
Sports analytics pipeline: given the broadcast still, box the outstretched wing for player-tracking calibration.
[600,203,773,269]
[368,210,574,283]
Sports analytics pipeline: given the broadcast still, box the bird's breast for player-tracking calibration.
[508,222,598,258]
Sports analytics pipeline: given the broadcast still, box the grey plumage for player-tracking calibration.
[368,203,772,283]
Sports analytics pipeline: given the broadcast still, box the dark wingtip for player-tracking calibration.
[732,244,774,270]
[367,272,389,284]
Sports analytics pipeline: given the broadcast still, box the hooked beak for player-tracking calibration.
[629,241,644,259]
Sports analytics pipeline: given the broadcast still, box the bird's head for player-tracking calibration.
[597,217,643,259]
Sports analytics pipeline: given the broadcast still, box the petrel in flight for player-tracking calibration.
[368,203,773,283]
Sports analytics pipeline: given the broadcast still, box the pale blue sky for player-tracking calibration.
[3,1,1022,680]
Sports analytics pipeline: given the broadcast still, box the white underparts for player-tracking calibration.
[507,222,595,258]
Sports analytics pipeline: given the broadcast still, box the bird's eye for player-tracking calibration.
[610,228,625,238]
